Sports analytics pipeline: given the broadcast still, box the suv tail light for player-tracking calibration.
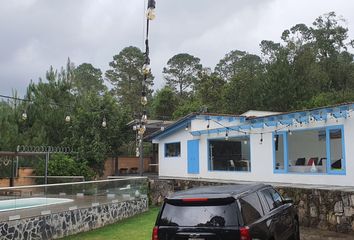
[240,226,251,240]
[152,226,159,240]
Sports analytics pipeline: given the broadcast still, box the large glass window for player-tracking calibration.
[209,136,250,172]
[274,126,345,174]
[287,129,327,173]
[165,142,181,157]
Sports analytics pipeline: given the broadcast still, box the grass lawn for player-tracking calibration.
[63,207,160,240]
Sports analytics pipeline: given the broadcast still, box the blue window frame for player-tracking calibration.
[273,132,288,173]
[165,142,181,158]
[273,125,345,175]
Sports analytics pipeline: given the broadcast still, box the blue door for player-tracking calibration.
[187,139,200,174]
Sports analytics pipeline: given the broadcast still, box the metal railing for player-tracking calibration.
[0,177,148,222]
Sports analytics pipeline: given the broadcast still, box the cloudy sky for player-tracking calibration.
[0,0,354,96]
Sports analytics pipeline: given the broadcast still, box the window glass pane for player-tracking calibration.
[274,134,284,171]
[287,129,326,173]
[209,137,250,172]
[261,189,282,211]
[239,193,263,225]
[159,202,239,227]
[330,129,343,171]
[165,142,181,157]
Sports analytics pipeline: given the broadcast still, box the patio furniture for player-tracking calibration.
[307,157,319,166]
[295,158,306,166]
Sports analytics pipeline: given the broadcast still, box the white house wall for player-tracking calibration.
[155,116,354,187]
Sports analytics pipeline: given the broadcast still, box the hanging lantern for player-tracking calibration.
[146,0,156,20]
[102,117,107,128]
[21,111,27,121]
[65,115,71,123]
[142,64,151,75]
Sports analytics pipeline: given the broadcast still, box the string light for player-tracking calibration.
[102,117,107,128]
[225,131,229,141]
[65,115,71,123]
[141,92,148,106]
[185,125,189,131]
[21,111,27,121]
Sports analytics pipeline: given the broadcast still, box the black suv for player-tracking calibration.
[152,184,299,240]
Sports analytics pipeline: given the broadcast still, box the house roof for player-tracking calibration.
[149,102,354,140]
[146,112,247,141]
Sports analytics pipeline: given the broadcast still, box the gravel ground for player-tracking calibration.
[301,227,354,240]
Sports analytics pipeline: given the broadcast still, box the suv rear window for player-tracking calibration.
[159,202,239,227]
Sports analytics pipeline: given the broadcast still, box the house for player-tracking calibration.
[149,102,354,187]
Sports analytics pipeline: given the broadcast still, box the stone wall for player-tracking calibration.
[278,187,354,233]
[0,198,148,240]
[149,178,354,233]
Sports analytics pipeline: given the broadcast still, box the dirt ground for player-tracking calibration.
[301,227,354,240]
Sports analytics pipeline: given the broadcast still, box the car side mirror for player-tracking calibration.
[282,197,294,204]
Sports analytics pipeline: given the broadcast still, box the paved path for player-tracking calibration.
[301,227,354,240]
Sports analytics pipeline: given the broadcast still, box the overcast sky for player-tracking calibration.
[0,0,354,96]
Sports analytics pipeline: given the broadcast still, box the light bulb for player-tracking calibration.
[142,111,147,122]
[22,112,27,120]
[139,127,145,135]
[185,125,189,131]
[288,130,293,135]
[65,115,71,123]
[146,8,156,20]
[160,126,165,131]
[133,125,137,131]
[225,132,229,141]
[243,140,248,144]
[142,64,151,75]
[136,150,140,157]
[141,96,148,106]
[102,118,107,128]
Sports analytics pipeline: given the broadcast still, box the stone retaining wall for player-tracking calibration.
[149,178,354,233]
[0,198,148,240]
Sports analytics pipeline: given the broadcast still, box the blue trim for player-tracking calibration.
[273,132,287,173]
[164,141,181,158]
[154,117,194,140]
[187,139,200,174]
[326,125,346,175]
[152,104,354,140]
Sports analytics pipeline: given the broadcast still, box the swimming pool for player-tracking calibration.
[0,197,74,212]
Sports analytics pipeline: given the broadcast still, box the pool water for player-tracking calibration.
[0,197,74,212]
